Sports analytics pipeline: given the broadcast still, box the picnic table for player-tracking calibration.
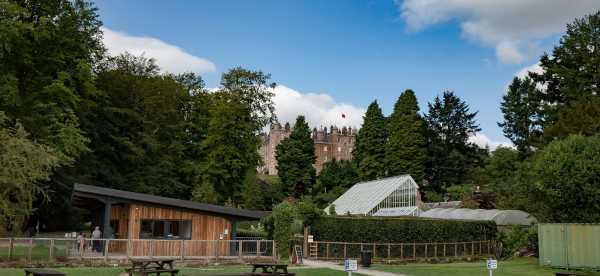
[24,268,66,276]
[127,257,179,276]
[248,263,294,275]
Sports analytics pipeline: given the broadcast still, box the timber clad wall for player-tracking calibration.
[109,203,232,256]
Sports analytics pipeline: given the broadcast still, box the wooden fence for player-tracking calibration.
[308,240,497,261]
[0,238,275,263]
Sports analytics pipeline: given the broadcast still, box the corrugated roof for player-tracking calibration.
[327,175,418,215]
[73,184,266,220]
[420,208,536,226]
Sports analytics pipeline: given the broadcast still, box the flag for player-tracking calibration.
[341,113,346,118]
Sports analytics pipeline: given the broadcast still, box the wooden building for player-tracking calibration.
[72,184,265,256]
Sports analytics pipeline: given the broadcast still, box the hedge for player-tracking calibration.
[236,228,267,238]
[311,216,496,243]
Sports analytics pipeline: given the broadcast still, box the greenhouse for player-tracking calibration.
[420,208,536,226]
[325,175,421,216]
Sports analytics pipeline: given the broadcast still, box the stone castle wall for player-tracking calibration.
[258,123,356,175]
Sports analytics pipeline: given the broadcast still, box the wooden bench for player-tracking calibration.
[24,268,66,276]
[555,272,591,276]
[248,263,294,275]
[127,258,179,276]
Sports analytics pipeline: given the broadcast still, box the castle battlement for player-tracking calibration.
[258,122,356,175]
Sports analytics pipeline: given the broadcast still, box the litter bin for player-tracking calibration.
[360,250,372,267]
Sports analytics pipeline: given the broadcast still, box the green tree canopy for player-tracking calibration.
[425,91,482,193]
[353,101,387,181]
[276,116,316,197]
[385,90,427,181]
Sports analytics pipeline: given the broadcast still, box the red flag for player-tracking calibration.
[341,113,346,118]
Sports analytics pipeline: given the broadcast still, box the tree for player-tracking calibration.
[530,11,600,142]
[531,135,600,222]
[385,90,427,181]
[313,159,358,207]
[276,116,316,197]
[424,91,481,193]
[241,170,264,210]
[0,112,61,234]
[498,77,542,157]
[353,101,387,181]
[192,180,218,205]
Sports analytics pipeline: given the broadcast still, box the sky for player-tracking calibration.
[95,0,600,149]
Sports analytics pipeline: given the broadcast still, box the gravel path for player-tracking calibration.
[303,259,406,276]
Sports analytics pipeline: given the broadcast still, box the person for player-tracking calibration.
[77,232,85,252]
[92,226,102,252]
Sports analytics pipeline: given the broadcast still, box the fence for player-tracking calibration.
[0,238,275,263]
[308,240,497,261]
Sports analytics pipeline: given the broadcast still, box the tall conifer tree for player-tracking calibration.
[385,90,426,181]
[276,116,316,197]
[353,101,387,181]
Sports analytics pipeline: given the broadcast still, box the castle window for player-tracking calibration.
[337,146,342,152]
[324,146,328,152]
[324,156,328,162]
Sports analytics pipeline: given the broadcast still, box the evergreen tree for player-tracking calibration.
[313,159,358,207]
[276,116,316,197]
[498,77,541,157]
[353,101,387,181]
[192,180,218,205]
[241,169,264,210]
[425,91,481,193]
[530,11,600,142]
[385,90,427,181]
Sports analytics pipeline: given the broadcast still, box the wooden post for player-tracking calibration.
[373,243,376,259]
[443,243,446,257]
[479,241,482,256]
[238,240,243,260]
[180,240,184,261]
[150,240,154,258]
[104,240,109,263]
[49,239,55,262]
[8,238,13,260]
[28,239,33,263]
[487,240,490,255]
[463,242,466,256]
[425,244,428,258]
[400,243,403,260]
[455,242,457,258]
[434,243,437,258]
[343,243,347,259]
[126,239,131,259]
[303,227,309,258]
[471,242,474,256]
[256,240,261,257]
[326,243,329,259]
[215,240,219,262]
[413,243,416,259]
[387,243,391,259]
[272,241,277,260]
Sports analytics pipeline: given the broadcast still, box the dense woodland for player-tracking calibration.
[1,0,600,236]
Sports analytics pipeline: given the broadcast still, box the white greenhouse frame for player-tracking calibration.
[326,175,420,216]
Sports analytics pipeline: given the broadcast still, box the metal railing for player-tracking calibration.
[308,240,497,261]
[0,238,275,263]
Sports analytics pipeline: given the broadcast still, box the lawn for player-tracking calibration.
[372,258,597,276]
[0,245,66,261]
[0,266,363,276]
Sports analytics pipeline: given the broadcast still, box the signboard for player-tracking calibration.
[307,235,314,243]
[487,259,497,270]
[344,259,358,272]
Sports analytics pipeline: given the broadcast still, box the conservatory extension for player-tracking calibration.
[325,175,421,217]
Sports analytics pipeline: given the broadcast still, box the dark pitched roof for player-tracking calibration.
[73,183,266,220]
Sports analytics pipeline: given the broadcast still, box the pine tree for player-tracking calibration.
[498,77,541,157]
[191,180,218,204]
[275,116,316,197]
[385,90,427,181]
[425,91,481,193]
[353,101,387,181]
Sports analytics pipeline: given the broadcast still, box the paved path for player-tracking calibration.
[303,259,406,276]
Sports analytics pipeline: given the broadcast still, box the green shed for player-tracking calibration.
[538,223,600,269]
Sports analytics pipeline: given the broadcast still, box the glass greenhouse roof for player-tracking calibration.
[420,208,536,226]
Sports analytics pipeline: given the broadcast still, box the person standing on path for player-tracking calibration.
[92,226,102,252]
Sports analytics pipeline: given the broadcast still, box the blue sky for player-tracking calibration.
[95,0,600,148]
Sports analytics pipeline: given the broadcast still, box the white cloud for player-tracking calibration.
[515,62,543,80]
[101,27,216,74]
[468,133,512,151]
[398,0,600,64]
[270,85,366,130]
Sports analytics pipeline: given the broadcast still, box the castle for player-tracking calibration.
[258,122,356,175]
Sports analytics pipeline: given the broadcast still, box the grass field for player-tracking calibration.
[373,258,598,276]
[0,266,364,276]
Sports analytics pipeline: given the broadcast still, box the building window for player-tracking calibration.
[110,220,120,238]
[337,146,342,152]
[324,146,328,152]
[140,220,192,239]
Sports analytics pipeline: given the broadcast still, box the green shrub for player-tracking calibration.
[497,226,537,258]
[236,228,267,238]
[311,216,496,242]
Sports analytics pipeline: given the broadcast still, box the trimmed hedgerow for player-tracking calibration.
[236,228,267,238]
[311,216,496,242]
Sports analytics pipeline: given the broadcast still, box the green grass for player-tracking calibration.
[0,245,67,261]
[0,266,362,276]
[372,258,598,276]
